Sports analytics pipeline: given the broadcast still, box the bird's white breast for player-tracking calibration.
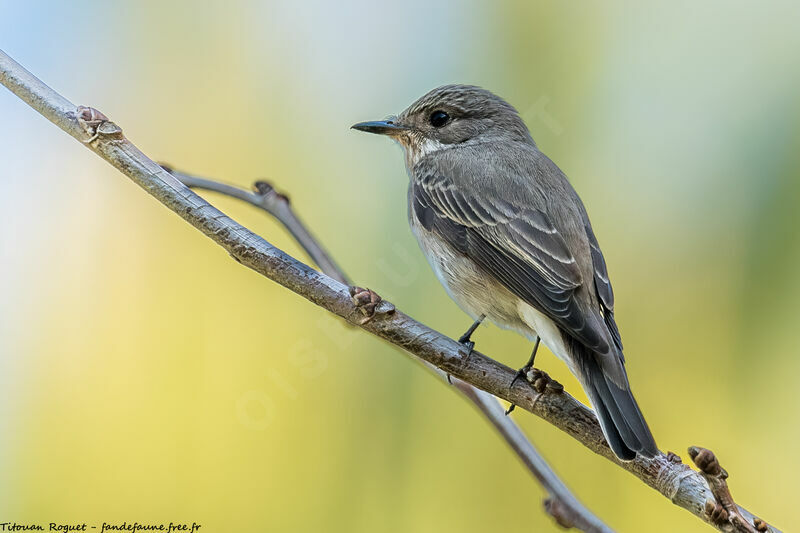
[402,136,448,169]
[408,210,537,339]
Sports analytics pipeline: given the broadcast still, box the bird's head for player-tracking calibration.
[352,84,532,166]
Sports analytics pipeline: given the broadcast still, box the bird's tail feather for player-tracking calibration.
[567,336,658,460]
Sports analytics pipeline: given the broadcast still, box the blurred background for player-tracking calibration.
[1,1,799,531]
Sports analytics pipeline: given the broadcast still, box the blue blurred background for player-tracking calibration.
[1,1,798,531]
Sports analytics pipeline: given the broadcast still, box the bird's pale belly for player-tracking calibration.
[410,219,534,338]
[410,217,577,373]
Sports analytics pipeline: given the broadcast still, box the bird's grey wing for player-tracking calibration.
[412,169,612,354]
[583,221,623,353]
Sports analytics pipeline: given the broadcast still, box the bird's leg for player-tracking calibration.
[448,314,485,384]
[513,336,540,386]
[506,337,541,414]
[457,314,485,354]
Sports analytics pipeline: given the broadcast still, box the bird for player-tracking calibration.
[351,84,657,460]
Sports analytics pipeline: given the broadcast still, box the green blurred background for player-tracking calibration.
[1,1,798,531]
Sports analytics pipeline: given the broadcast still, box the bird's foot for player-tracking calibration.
[509,365,530,390]
[455,315,484,359]
[349,286,395,324]
[448,337,476,385]
[505,365,531,415]
[457,336,476,356]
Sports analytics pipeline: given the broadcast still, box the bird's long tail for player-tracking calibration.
[566,336,658,460]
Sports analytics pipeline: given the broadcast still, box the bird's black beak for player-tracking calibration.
[351,120,408,135]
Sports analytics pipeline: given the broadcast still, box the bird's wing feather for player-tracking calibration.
[412,167,612,354]
[583,221,623,353]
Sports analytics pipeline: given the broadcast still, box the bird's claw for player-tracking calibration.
[509,366,528,390]
[458,339,475,357]
[456,315,484,357]
[505,367,530,415]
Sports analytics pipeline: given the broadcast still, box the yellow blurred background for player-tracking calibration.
[1,1,798,531]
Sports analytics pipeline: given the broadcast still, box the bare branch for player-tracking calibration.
[0,48,781,533]
[166,167,611,532]
[161,166,348,285]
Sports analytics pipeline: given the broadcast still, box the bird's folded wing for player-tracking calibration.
[584,221,623,353]
[412,170,612,355]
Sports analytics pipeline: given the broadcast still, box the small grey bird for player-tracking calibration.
[352,85,657,460]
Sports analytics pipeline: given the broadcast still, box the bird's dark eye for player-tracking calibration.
[429,110,449,128]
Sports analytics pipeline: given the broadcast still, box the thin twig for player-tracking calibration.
[165,167,611,532]
[453,380,608,531]
[0,48,780,533]
[688,447,765,533]
[160,166,348,285]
